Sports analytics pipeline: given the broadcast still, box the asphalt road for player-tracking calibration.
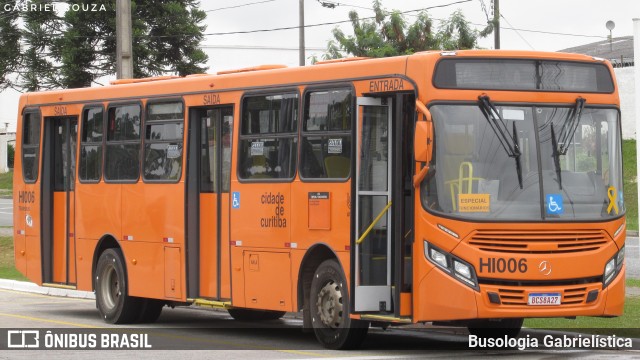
[0,288,638,359]
[625,235,639,279]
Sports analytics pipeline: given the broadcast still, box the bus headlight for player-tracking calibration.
[425,241,479,291]
[603,246,624,288]
[429,248,449,269]
[454,260,472,279]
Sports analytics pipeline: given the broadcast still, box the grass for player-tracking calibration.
[524,296,640,338]
[0,171,12,198]
[523,278,640,337]
[626,278,640,288]
[623,140,638,231]
[0,171,12,190]
[0,235,27,281]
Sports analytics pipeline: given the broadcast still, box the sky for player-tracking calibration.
[1,0,639,131]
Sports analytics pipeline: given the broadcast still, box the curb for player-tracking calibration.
[0,279,95,300]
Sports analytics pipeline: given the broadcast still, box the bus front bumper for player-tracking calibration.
[413,264,625,322]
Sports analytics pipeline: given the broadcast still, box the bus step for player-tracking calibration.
[189,298,232,309]
[42,283,77,290]
[359,314,412,324]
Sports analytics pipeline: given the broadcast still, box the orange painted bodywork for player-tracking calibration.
[12,50,624,324]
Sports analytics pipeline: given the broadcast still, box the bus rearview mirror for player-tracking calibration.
[414,120,432,163]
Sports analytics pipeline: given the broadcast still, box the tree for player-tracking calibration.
[0,1,21,92]
[323,1,492,59]
[0,0,209,91]
[7,144,14,169]
[16,0,62,91]
[55,1,106,88]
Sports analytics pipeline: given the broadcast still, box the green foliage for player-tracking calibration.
[0,236,28,281]
[0,0,209,91]
[7,144,14,169]
[622,139,637,231]
[18,0,62,91]
[524,296,640,337]
[0,1,21,92]
[324,1,491,59]
[0,171,12,190]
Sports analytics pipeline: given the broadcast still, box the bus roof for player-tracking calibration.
[19,49,612,107]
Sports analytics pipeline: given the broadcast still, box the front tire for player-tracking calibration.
[310,259,368,349]
[468,318,524,338]
[228,308,286,321]
[95,248,141,324]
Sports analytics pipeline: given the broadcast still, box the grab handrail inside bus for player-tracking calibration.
[356,201,392,245]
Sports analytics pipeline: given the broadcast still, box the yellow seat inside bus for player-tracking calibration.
[324,156,350,178]
[247,155,272,179]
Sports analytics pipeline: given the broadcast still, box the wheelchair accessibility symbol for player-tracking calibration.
[232,192,240,209]
[546,194,563,215]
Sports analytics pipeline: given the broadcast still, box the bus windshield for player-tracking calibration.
[421,103,623,221]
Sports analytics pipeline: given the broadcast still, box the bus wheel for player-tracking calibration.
[467,318,524,338]
[227,308,286,321]
[137,299,164,323]
[95,249,141,324]
[310,259,368,349]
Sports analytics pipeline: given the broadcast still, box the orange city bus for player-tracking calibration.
[13,50,626,349]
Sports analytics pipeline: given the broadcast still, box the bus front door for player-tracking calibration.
[43,116,78,285]
[354,97,393,312]
[187,106,233,300]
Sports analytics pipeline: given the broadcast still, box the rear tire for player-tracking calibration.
[310,259,368,349]
[95,248,141,324]
[468,318,524,338]
[227,308,286,321]
[137,299,164,323]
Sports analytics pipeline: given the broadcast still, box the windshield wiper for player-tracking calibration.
[550,124,563,189]
[549,97,586,190]
[557,97,586,155]
[478,95,523,189]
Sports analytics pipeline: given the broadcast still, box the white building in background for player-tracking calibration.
[0,123,16,173]
[560,36,635,139]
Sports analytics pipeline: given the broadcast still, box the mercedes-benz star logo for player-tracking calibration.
[539,260,552,276]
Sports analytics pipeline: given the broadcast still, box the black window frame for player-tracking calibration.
[299,85,354,182]
[142,98,185,183]
[78,104,105,184]
[21,108,42,184]
[237,89,300,183]
[104,101,143,183]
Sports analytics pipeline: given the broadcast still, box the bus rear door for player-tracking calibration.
[42,116,78,286]
[187,106,233,300]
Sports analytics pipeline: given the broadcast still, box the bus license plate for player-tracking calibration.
[528,293,561,306]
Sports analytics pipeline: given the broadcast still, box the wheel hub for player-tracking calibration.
[99,263,119,310]
[315,280,344,328]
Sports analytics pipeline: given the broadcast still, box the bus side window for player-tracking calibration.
[105,104,141,182]
[300,88,352,180]
[79,107,104,182]
[239,93,298,180]
[22,111,41,183]
[143,102,184,182]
